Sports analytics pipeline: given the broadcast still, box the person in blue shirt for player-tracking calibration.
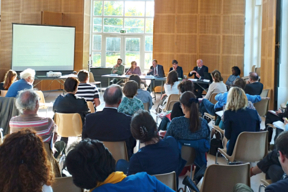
[226,66,241,87]
[5,68,35,97]
[200,78,261,116]
[65,138,174,192]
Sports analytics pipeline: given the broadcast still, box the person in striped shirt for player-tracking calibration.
[76,70,100,109]
[9,89,55,143]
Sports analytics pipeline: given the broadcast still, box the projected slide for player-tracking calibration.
[12,24,75,71]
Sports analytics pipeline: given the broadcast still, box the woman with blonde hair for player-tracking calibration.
[224,87,260,155]
[126,61,141,75]
[0,69,17,90]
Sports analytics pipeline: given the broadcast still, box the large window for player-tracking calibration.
[90,0,154,71]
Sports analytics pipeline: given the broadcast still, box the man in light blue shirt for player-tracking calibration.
[6,68,35,97]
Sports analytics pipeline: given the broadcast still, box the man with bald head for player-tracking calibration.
[82,84,136,158]
[9,89,55,143]
[244,72,263,95]
[188,59,209,98]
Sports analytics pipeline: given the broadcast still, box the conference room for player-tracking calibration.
[0,0,288,191]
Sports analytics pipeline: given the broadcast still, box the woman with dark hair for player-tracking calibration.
[0,129,54,192]
[226,66,241,87]
[127,110,184,176]
[65,138,174,192]
[0,69,17,90]
[126,61,141,75]
[204,70,227,100]
[118,80,144,116]
[160,70,180,102]
[169,60,183,79]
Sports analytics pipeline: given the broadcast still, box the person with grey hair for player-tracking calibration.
[244,72,263,95]
[6,68,35,97]
[9,89,55,143]
[82,84,136,158]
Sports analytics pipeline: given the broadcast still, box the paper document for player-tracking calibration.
[273,121,286,131]
[188,79,197,82]
[215,110,224,117]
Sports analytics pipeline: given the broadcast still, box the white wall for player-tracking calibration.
[277,0,288,107]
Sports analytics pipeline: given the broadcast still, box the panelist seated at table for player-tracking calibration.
[188,59,209,98]
[147,59,165,77]
[111,58,125,85]
[126,61,141,76]
[169,60,183,79]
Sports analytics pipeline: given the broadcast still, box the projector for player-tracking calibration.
[46,71,62,77]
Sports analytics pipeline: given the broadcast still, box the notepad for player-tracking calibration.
[273,121,286,131]
[215,110,224,117]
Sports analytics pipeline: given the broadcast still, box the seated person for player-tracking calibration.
[158,80,194,131]
[126,61,141,75]
[124,110,184,177]
[82,85,136,158]
[188,59,208,98]
[111,58,125,84]
[0,129,54,192]
[53,77,89,143]
[162,70,180,100]
[169,60,183,79]
[147,59,165,92]
[118,80,144,116]
[226,66,241,87]
[10,89,55,143]
[129,75,152,110]
[165,91,210,170]
[0,69,17,90]
[65,139,174,192]
[224,87,261,155]
[6,68,35,97]
[244,72,263,95]
[204,70,227,100]
[200,78,261,116]
[76,70,100,108]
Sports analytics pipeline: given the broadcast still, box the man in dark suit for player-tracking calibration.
[147,59,165,92]
[169,60,183,79]
[188,59,209,98]
[82,84,136,158]
[244,72,263,95]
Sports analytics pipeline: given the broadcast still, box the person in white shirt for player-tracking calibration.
[204,70,227,100]
[162,70,180,100]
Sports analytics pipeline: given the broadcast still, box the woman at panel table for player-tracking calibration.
[169,60,184,79]
[126,61,141,76]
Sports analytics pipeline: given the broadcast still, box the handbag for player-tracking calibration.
[209,131,223,156]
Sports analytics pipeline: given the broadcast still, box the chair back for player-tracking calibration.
[260,89,269,97]
[52,177,83,192]
[89,72,96,82]
[254,98,270,117]
[232,131,268,162]
[0,90,7,97]
[166,100,177,111]
[44,143,61,177]
[164,94,180,111]
[154,86,164,93]
[154,171,177,191]
[143,102,149,111]
[102,141,128,163]
[255,67,261,77]
[252,65,256,72]
[87,101,95,113]
[201,163,250,192]
[181,146,196,166]
[208,92,221,105]
[54,113,83,137]
[35,90,46,104]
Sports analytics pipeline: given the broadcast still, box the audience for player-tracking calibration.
[204,70,227,100]
[65,139,174,192]
[226,66,241,87]
[76,70,100,108]
[162,70,180,100]
[0,129,54,192]
[244,72,263,95]
[188,59,209,98]
[165,91,210,170]
[126,61,141,75]
[5,68,35,97]
[123,111,185,177]
[129,75,152,110]
[0,69,17,90]
[82,85,136,158]
[169,60,183,79]
[9,89,55,143]
[224,87,261,156]
[111,58,125,84]
[118,80,144,116]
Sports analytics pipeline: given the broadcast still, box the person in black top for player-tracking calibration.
[0,70,17,91]
[169,60,183,79]
[147,59,165,92]
[188,59,209,98]
[244,72,263,95]
[158,80,194,131]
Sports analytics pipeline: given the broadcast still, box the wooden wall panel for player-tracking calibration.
[154,0,245,80]
[261,0,277,109]
[41,12,63,26]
